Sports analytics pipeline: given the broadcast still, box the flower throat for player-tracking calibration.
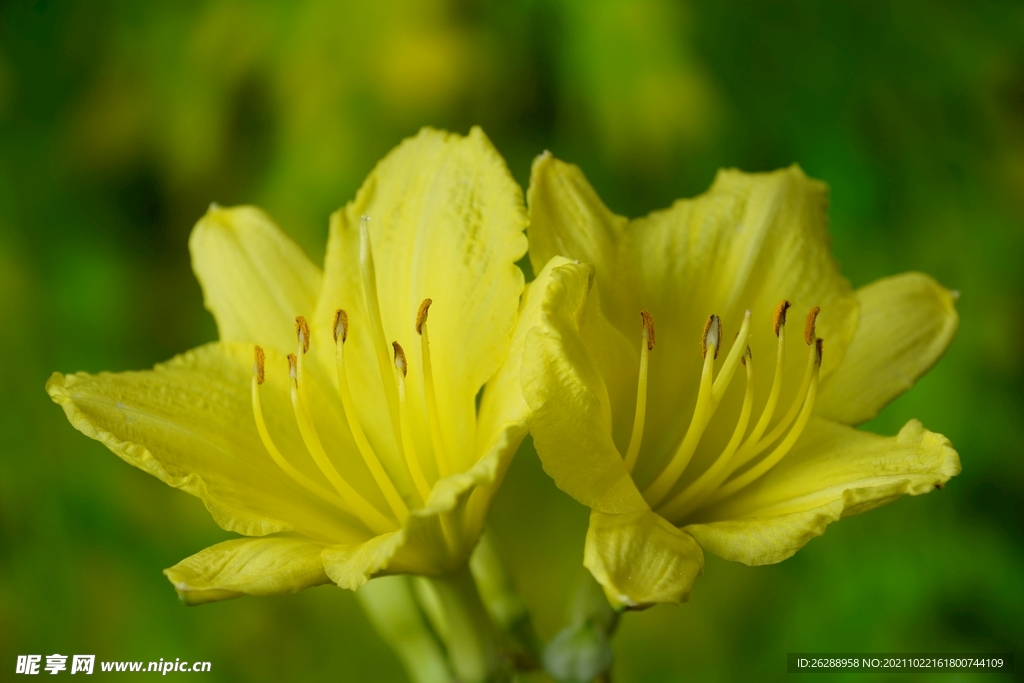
[627,301,824,523]
[249,217,452,536]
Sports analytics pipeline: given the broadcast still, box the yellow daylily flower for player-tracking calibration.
[47,127,546,605]
[523,154,961,609]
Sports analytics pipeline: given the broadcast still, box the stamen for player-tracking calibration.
[657,345,754,521]
[250,346,347,510]
[702,314,721,359]
[643,312,751,507]
[333,310,409,523]
[707,338,822,503]
[288,352,395,535]
[359,215,406,461]
[623,311,655,473]
[711,310,751,402]
[643,315,720,507]
[392,341,432,503]
[727,300,790,469]
[416,299,452,478]
[734,306,819,465]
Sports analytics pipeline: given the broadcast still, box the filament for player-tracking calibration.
[289,347,394,535]
[250,347,347,510]
[417,299,452,478]
[333,310,409,523]
[623,311,654,473]
[393,341,433,503]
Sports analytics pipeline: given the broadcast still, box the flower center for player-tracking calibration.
[249,216,452,536]
[626,301,824,522]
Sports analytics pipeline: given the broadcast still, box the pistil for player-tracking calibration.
[360,216,406,462]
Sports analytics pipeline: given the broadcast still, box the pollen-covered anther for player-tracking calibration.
[815,337,824,365]
[702,314,722,359]
[294,316,310,354]
[804,306,820,345]
[333,309,349,344]
[641,310,655,350]
[392,341,408,377]
[253,346,265,385]
[287,353,297,380]
[773,300,791,336]
[416,299,433,335]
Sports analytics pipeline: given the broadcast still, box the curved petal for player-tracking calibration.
[190,205,323,355]
[526,153,631,324]
[584,510,704,608]
[817,272,959,425]
[46,342,367,542]
[314,127,528,476]
[322,421,527,590]
[684,417,960,566]
[521,260,648,515]
[163,534,329,605]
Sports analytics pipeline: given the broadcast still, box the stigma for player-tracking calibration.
[625,301,824,522]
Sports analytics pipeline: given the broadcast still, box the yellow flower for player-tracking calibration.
[47,128,544,605]
[522,154,961,609]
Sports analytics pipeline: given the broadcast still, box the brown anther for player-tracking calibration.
[416,299,433,335]
[287,353,298,379]
[815,338,824,365]
[640,310,655,351]
[295,316,310,354]
[254,346,265,385]
[392,341,407,377]
[702,315,722,359]
[333,309,349,344]
[804,306,820,345]
[773,300,791,336]
[741,346,752,366]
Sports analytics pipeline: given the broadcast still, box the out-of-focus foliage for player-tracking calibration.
[1,1,1021,680]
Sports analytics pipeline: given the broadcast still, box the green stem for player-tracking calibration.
[426,564,502,683]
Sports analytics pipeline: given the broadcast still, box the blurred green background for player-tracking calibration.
[1,0,1022,680]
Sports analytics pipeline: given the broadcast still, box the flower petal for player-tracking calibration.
[47,342,368,541]
[190,205,322,355]
[584,510,704,608]
[684,417,960,565]
[521,260,648,515]
[816,272,959,425]
[527,158,860,487]
[163,534,329,605]
[314,127,528,476]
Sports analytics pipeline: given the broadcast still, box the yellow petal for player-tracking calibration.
[521,259,648,514]
[684,417,960,565]
[584,510,704,608]
[527,153,630,321]
[314,127,528,475]
[46,342,367,541]
[163,534,329,605]
[816,272,959,425]
[190,205,322,355]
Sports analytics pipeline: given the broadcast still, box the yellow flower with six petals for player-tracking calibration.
[522,154,961,609]
[47,128,546,607]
